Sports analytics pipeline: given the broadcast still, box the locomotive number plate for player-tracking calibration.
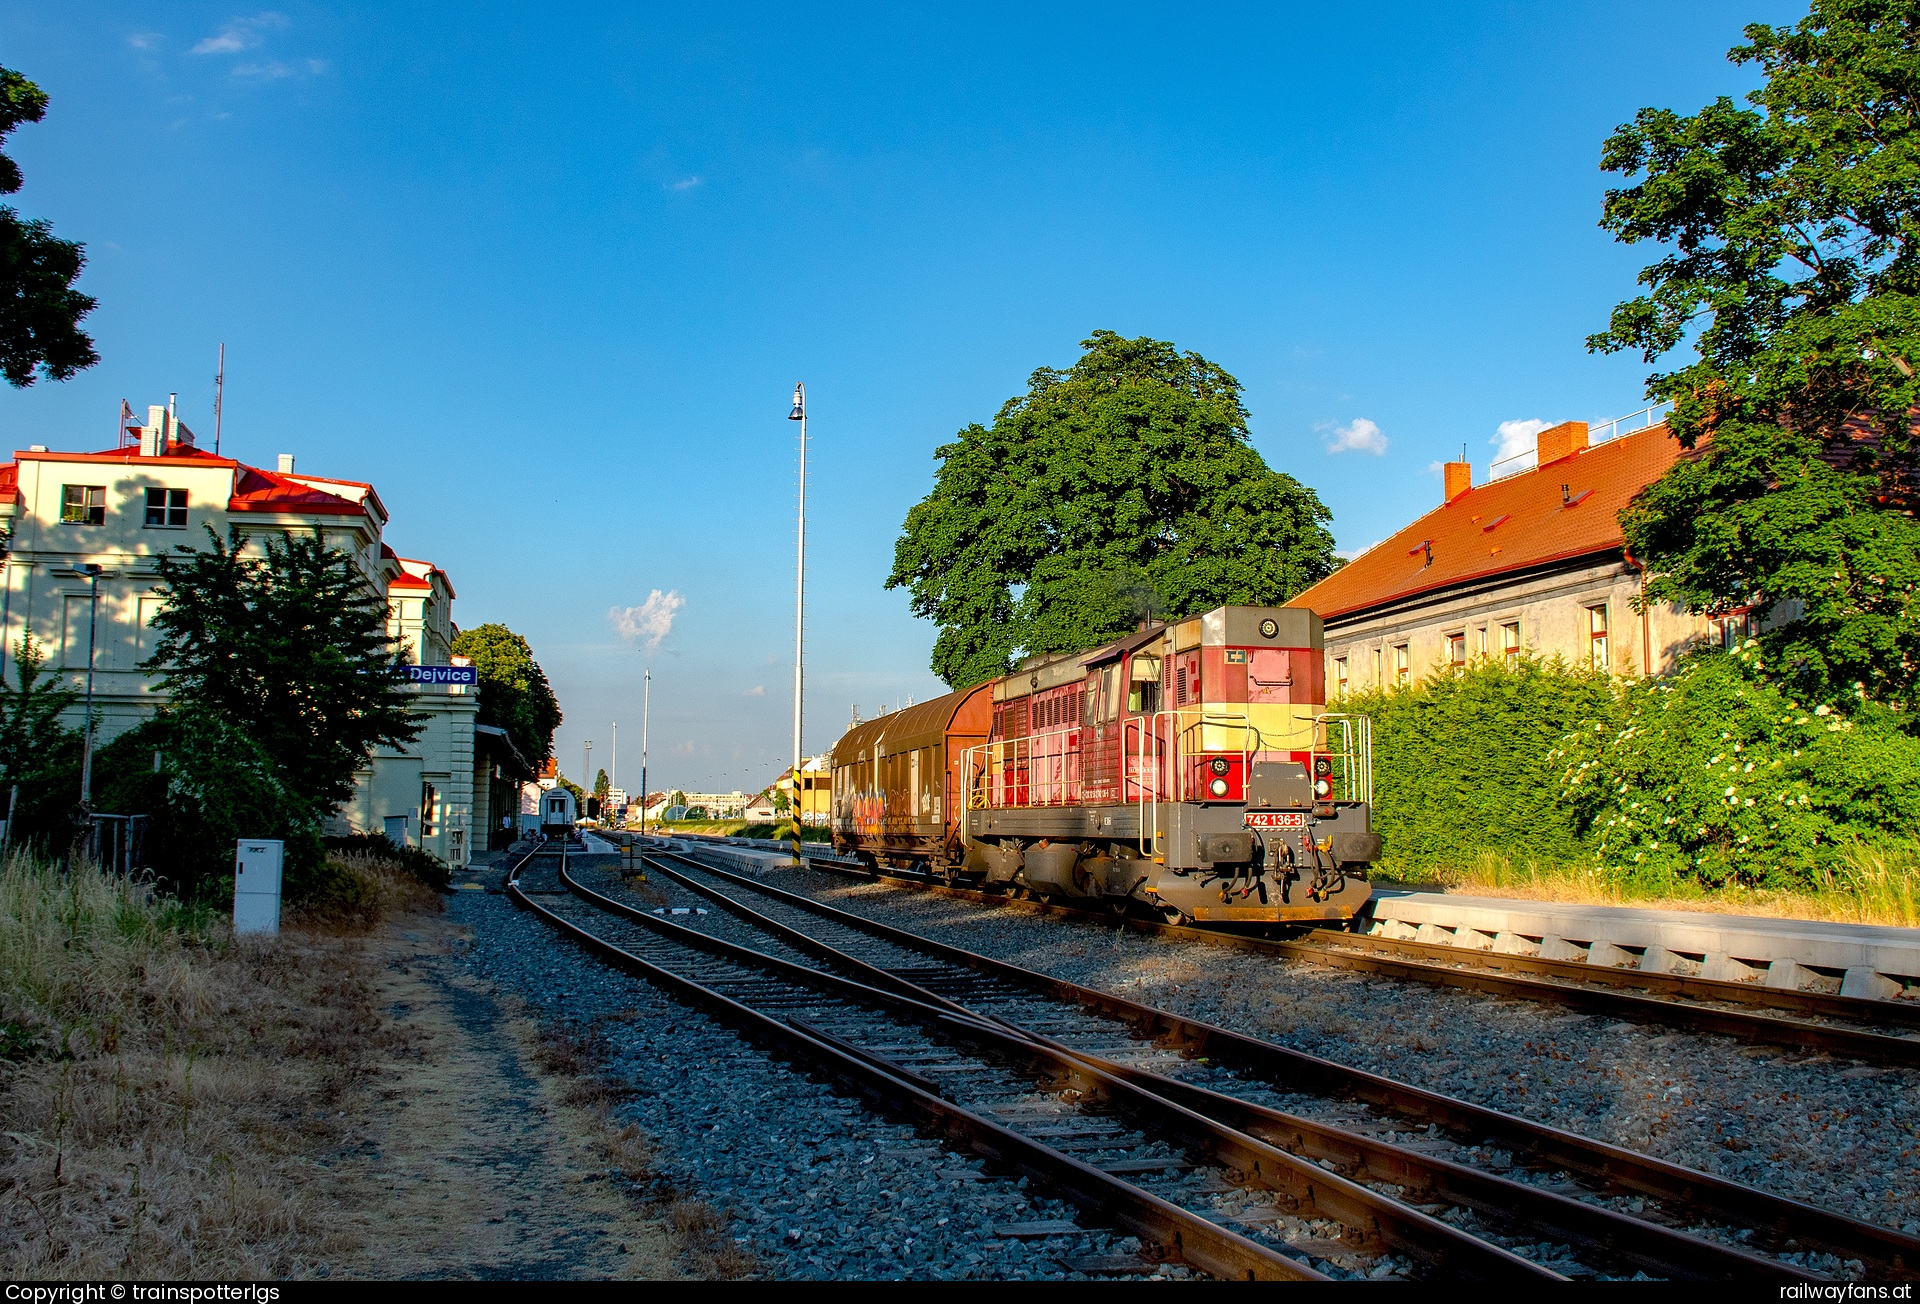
[1244,811,1307,830]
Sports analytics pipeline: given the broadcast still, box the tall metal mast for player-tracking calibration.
[787,382,807,867]
[214,343,225,456]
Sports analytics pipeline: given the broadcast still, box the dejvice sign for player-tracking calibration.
[405,665,478,685]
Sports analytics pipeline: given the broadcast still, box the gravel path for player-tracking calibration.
[449,852,1190,1280]
[728,860,1920,1244]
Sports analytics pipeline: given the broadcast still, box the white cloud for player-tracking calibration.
[743,684,765,697]
[1493,417,1552,463]
[127,32,163,50]
[667,176,702,192]
[609,589,685,651]
[190,12,287,55]
[1335,540,1382,561]
[1325,417,1388,456]
[234,60,295,79]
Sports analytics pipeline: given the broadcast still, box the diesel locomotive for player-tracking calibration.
[828,604,1381,925]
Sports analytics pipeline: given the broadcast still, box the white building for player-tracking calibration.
[0,405,507,868]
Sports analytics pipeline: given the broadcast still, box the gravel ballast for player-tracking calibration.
[447,852,1187,1280]
[723,858,1920,1243]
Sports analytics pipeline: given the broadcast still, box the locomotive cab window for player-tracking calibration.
[1128,655,1161,713]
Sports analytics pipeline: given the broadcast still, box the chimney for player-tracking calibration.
[1443,460,1471,504]
[277,454,296,474]
[1536,420,1589,466]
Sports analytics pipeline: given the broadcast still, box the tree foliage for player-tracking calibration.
[889,330,1340,688]
[145,528,423,813]
[0,65,97,387]
[450,623,563,768]
[0,635,82,843]
[1590,0,1920,702]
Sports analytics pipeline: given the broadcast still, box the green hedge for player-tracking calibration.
[1340,648,1920,889]
[1338,657,1613,873]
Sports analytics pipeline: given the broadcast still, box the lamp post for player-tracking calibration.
[583,739,592,823]
[78,563,105,810]
[787,382,806,867]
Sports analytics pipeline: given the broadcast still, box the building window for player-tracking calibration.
[1372,646,1382,684]
[144,487,187,528]
[1446,633,1466,669]
[1393,643,1410,685]
[61,485,105,525]
[1718,609,1756,648]
[1501,621,1521,664]
[1334,655,1348,696]
[1587,604,1609,670]
[1476,626,1488,657]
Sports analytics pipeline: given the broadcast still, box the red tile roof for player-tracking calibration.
[228,464,369,516]
[1288,422,1690,620]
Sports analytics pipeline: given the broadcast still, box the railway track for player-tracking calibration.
[756,842,1920,1068]
[512,836,1915,1279]
[639,841,1920,1279]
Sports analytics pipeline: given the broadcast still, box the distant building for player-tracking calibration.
[1286,413,1768,692]
[743,789,778,820]
[770,754,831,824]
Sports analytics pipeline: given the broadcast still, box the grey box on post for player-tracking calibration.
[234,839,284,936]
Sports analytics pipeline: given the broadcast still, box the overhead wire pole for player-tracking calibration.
[788,382,807,868]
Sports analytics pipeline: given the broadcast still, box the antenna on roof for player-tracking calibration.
[117,399,133,449]
[214,343,225,457]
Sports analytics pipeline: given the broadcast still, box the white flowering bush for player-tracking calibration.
[1552,642,1920,887]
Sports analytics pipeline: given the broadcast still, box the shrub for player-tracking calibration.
[321,833,451,893]
[1552,642,1920,888]
[1336,657,1615,873]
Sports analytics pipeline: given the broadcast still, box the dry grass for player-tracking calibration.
[292,851,443,933]
[1392,839,1920,928]
[0,852,416,1278]
[525,1016,757,1279]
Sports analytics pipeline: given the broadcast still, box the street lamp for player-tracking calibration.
[787,382,806,867]
[78,563,106,810]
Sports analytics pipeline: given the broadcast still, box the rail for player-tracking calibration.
[658,847,1913,1280]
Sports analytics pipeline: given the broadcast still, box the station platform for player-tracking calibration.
[1362,890,1920,1000]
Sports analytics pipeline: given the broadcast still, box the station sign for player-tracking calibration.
[405,665,478,686]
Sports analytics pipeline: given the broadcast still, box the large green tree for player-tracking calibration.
[450,623,563,767]
[0,66,97,388]
[889,330,1340,688]
[1591,0,1920,703]
[145,528,423,811]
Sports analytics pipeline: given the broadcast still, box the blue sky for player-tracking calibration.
[0,1,1795,793]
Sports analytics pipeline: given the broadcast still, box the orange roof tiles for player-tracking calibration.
[1288,422,1689,620]
[228,464,369,516]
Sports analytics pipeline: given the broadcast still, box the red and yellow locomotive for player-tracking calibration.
[829,604,1380,925]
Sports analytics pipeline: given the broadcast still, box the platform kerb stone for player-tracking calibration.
[1540,936,1591,962]
[1587,940,1636,968]
[1367,890,1920,999]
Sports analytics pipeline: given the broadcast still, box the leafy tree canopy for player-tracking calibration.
[145,528,423,812]
[1590,0,1920,703]
[451,622,562,767]
[888,330,1340,688]
[0,65,97,387]
[0,634,77,786]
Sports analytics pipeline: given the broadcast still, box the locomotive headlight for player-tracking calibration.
[1209,757,1230,776]
[1209,777,1229,797]
[1314,778,1331,797]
